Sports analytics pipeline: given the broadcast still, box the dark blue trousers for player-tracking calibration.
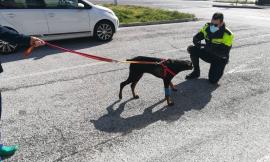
[188,45,227,83]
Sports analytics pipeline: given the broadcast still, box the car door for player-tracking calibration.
[43,0,91,34]
[0,0,49,35]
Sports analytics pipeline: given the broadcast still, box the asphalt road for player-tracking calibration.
[1,1,270,161]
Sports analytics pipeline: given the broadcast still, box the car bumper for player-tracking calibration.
[114,17,119,33]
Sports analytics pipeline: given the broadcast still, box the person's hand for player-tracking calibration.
[30,37,45,47]
[193,37,201,47]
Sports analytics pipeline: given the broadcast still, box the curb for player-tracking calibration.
[212,4,264,9]
[119,18,198,27]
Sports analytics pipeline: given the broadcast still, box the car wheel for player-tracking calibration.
[94,21,114,41]
[0,40,18,55]
[0,27,20,55]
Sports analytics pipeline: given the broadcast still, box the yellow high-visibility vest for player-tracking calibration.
[200,23,234,47]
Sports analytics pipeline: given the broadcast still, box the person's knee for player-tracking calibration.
[209,72,222,84]
[187,45,199,55]
[208,77,219,84]
[208,64,226,84]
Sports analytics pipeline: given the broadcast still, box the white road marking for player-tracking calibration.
[226,64,249,74]
[1,62,107,81]
[0,47,264,81]
[237,33,270,41]
[226,55,263,74]
[226,68,260,74]
[0,47,188,82]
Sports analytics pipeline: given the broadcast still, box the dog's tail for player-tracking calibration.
[126,56,142,61]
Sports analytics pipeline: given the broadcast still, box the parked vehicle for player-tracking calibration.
[256,0,270,5]
[0,0,119,54]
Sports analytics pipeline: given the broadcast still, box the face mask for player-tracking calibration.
[210,25,219,33]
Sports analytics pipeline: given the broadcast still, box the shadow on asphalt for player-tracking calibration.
[91,79,218,134]
[0,37,108,63]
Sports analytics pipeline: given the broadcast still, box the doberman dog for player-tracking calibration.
[119,56,193,106]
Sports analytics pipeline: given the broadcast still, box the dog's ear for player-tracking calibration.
[90,120,96,123]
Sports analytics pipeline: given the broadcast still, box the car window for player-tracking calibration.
[78,0,91,8]
[44,0,79,9]
[0,0,26,9]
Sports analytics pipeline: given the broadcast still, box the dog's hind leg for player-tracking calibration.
[131,74,143,99]
[120,66,138,100]
[119,78,132,100]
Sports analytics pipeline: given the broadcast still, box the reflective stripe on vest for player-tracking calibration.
[211,31,234,46]
[200,23,209,39]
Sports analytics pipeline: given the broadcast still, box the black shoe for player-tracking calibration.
[185,71,200,80]
[208,79,219,86]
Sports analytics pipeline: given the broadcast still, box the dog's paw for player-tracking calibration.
[168,102,175,106]
[134,95,140,99]
[119,94,122,100]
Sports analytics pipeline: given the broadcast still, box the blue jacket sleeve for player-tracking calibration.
[0,26,30,46]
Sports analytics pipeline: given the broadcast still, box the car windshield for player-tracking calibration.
[81,0,93,5]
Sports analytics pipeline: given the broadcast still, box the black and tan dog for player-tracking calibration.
[119,56,193,106]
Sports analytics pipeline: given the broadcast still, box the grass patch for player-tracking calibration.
[214,0,255,4]
[103,4,195,24]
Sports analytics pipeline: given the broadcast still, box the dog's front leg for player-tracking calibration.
[131,81,140,99]
[164,80,174,106]
[170,82,177,92]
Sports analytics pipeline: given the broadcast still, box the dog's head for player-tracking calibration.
[172,59,193,72]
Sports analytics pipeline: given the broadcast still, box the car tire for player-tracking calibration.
[94,21,115,41]
[0,28,19,55]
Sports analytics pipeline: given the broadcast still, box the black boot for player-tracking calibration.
[185,70,200,80]
[186,54,200,80]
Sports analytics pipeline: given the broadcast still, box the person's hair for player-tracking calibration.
[212,12,224,22]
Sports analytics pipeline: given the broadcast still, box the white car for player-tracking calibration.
[0,0,119,54]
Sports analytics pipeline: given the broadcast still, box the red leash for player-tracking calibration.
[24,42,118,63]
[24,42,176,77]
[46,42,118,63]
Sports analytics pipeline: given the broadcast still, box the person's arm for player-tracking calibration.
[0,26,45,47]
[193,32,204,47]
[210,44,231,60]
[193,23,209,47]
[0,26,31,46]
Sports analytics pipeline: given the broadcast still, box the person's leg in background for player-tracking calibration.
[186,45,227,83]
[186,45,217,80]
[208,61,227,84]
[186,45,201,79]
[0,91,19,161]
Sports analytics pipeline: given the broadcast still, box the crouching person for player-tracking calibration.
[186,12,234,84]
